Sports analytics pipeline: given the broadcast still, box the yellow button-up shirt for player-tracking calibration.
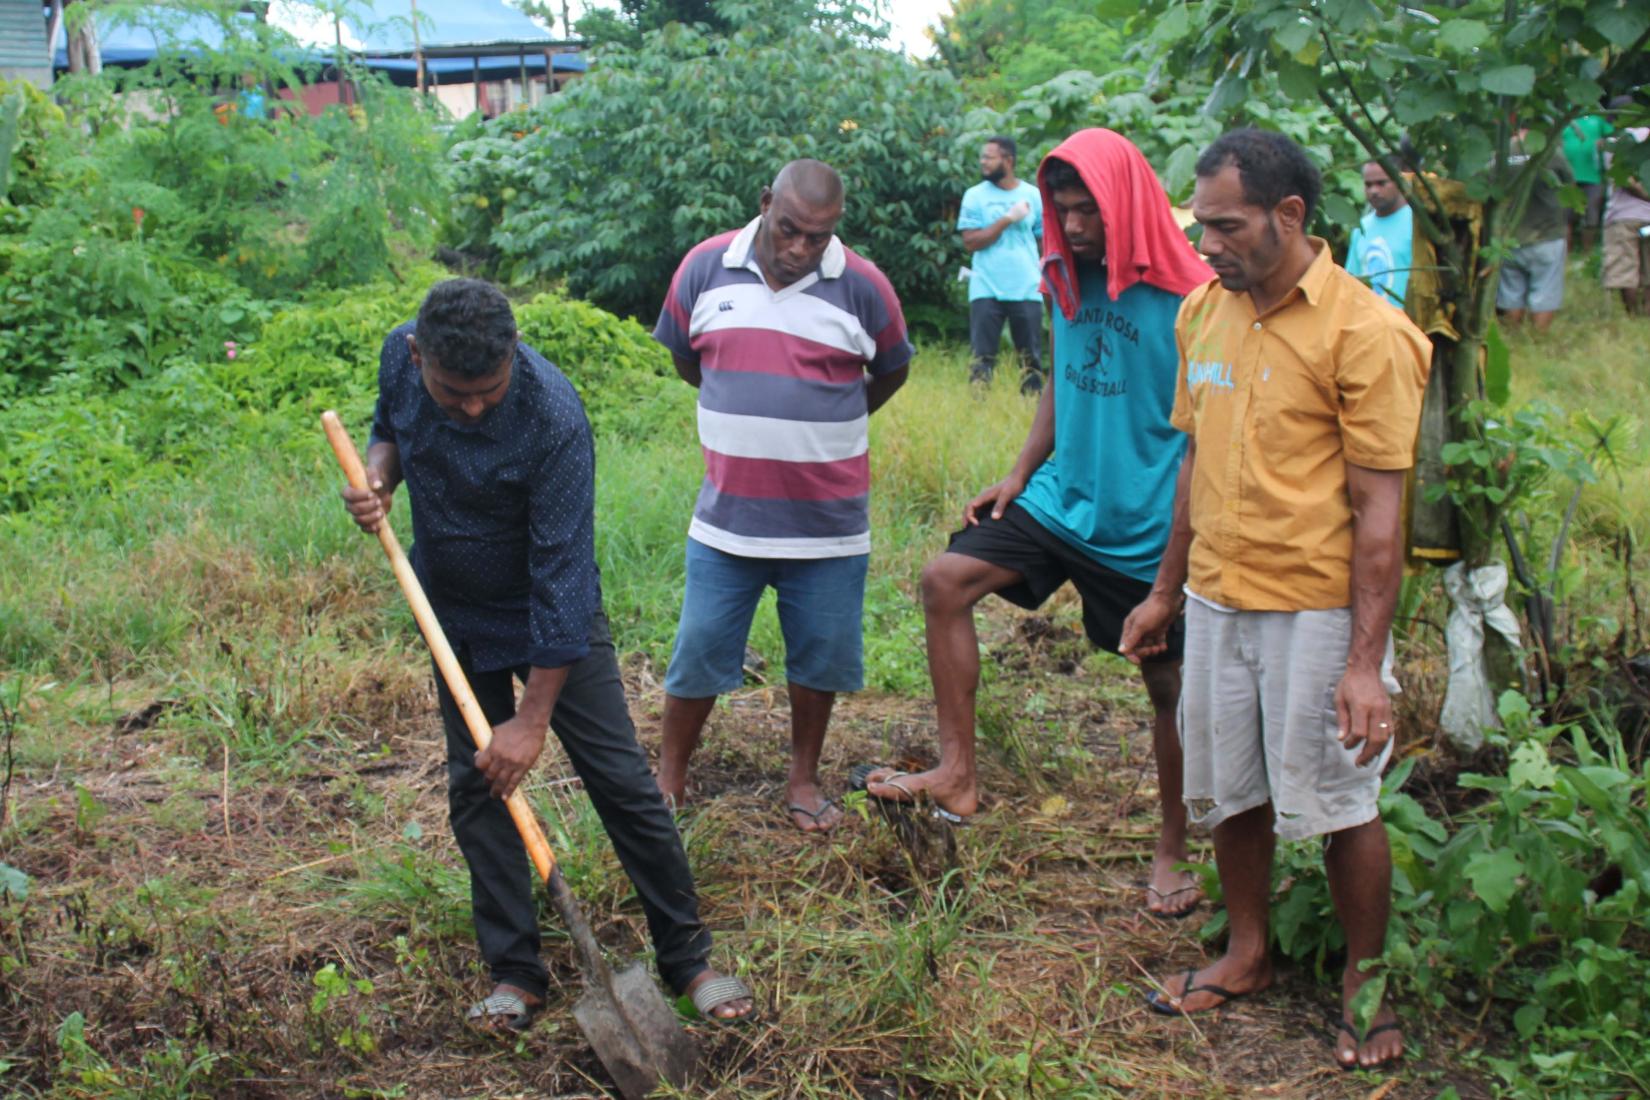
[1170,239,1431,611]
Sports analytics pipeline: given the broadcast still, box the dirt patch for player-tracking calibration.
[0,601,1500,1098]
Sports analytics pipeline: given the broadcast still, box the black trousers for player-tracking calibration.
[968,297,1044,379]
[435,608,711,998]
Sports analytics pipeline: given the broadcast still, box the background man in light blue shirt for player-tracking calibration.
[1346,159,1412,309]
[958,136,1046,394]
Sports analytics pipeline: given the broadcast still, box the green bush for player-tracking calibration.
[0,276,682,514]
[0,47,448,400]
[448,21,973,319]
[513,293,684,439]
[1214,691,1650,1096]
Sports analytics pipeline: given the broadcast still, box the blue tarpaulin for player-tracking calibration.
[50,2,585,75]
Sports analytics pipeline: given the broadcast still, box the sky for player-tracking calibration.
[882,0,947,58]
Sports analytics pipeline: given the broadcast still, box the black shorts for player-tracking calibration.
[946,502,1184,662]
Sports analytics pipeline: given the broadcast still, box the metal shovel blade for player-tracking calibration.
[571,962,697,1100]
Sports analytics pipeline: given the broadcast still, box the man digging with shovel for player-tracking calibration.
[338,278,753,1034]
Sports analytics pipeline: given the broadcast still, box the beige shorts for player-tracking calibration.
[1603,220,1650,290]
[1179,599,1396,841]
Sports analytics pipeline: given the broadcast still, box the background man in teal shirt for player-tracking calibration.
[1346,159,1412,309]
[959,136,1046,394]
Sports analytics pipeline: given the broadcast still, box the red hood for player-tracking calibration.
[1038,128,1213,319]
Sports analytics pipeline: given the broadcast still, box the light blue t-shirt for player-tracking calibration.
[1347,204,1412,309]
[1016,266,1186,582]
[957,179,1044,302]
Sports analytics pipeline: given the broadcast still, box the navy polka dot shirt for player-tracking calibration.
[369,321,598,673]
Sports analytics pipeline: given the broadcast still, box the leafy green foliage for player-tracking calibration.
[559,0,888,52]
[1428,399,1599,543]
[1221,699,1650,1096]
[0,273,678,515]
[955,67,1364,228]
[0,22,447,400]
[1131,0,1650,197]
[447,21,970,318]
[1128,0,1650,568]
[932,0,1126,108]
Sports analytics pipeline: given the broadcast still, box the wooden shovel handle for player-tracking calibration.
[321,410,558,882]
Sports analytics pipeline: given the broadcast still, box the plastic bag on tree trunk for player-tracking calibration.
[1440,561,1523,750]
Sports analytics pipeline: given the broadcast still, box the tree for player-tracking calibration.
[933,0,1128,106]
[558,0,887,52]
[448,19,967,322]
[1134,0,1650,572]
[1133,0,1650,717]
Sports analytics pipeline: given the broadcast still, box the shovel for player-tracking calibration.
[321,411,697,1099]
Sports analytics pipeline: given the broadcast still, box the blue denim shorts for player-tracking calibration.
[663,538,869,698]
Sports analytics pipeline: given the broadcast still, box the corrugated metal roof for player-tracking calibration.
[51,2,578,70]
[0,0,49,71]
[344,0,557,52]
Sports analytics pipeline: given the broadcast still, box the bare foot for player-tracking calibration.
[682,969,754,1021]
[863,766,978,818]
[1149,956,1272,1015]
[467,982,544,1033]
[1145,851,1202,917]
[1338,976,1403,1069]
[787,783,842,833]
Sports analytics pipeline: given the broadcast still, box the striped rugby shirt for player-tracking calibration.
[653,217,913,559]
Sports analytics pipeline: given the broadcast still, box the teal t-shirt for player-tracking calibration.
[1015,267,1186,582]
[958,179,1044,302]
[1347,204,1413,309]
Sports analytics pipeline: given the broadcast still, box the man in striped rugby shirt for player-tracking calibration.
[651,160,913,832]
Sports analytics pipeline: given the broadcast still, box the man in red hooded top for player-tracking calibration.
[858,129,1213,918]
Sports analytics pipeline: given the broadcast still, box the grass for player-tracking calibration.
[0,280,1645,1097]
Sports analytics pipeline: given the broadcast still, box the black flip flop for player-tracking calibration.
[787,798,842,832]
[1144,884,1203,920]
[1146,968,1252,1016]
[1336,1016,1404,1071]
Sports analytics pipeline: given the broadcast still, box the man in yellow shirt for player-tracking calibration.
[1120,129,1430,1073]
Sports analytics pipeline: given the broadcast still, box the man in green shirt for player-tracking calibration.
[1562,114,1613,252]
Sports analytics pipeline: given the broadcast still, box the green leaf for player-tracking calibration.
[0,863,27,902]
[1348,973,1387,1033]
[1465,848,1524,913]
[1274,18,1314,55]
[1394,85,1456,126]
[1481,65,1536,97]
[1162,143,1200,200]
[1496,688,1531,726]
[1276,57,1319,103]
[1586,1,1650,48]
[1438,19,1490,52]
[1564,75,1606,106]
[1484,321,1511,404]
[1509,741,1558,790]
[1203,72,1249,117]
[1151,5,1192,45]
[1513,1002,1545,1039]
[1321,192,1360,229]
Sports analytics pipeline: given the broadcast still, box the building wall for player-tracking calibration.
[0,0,50,88]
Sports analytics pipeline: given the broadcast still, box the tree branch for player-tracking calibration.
[1315,23,1453,253]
